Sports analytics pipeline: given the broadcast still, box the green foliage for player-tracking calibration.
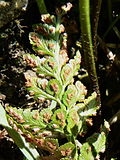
[79,121,109,160]
[0,104,40,160]
[1,3,109,160]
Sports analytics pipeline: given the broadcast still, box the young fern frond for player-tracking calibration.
[5,3,109,160]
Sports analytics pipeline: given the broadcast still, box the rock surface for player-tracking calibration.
[0,0,28,28]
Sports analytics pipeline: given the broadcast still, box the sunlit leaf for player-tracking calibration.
[67,109,80,134]
[51,109,67,131]
[87,132,106,153]
[59,142,75,157]
[0,104,40,160]
[79,143,94,160]
[46,79,62,97]
[78,92,99,116]
[6,107,46,129]
[44,138,59,152]
[63,84,77,107]
[61,51,81,86]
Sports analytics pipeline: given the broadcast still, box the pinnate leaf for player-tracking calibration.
[51,109,67,131]
[66,108,80,134]
[78,92,99,116]
[61,51,81,86]
[59,142,75,157]
[63,84,77,107]
[46,79,62,97]
[87,132,106,153]
[6,107,46,129]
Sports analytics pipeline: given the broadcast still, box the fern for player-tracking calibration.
[5,3,109,160]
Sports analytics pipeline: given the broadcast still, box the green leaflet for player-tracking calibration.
[49,100,57,110]
[36,56,57,75]
[6,107,46,129]
[63,84,77,107]
[63,81,86,108]
[78,119,88,137]
[27,82,57,102]
[66,108,82,137]
[38,58,53,73]
[59,142,75,157]
[78,92,99,116]
[45,57,57,72]
[51,108,67,132]
[79,143,94,160]
[87,132,106,154]
[66,108,80,134]
[61,63,73,84]
[0,104,40,160]
[79,132,106,160]
[32,22,56,39]
[43,138,59,153]
[75,81,87,102]
[61,51,81,86]
[0,105,14,127]
[36,65,55,77]
[29,32,53,57]
[39,108,53,124]
[46,79,62,97]
[23,109,46,128]
[24,54,54,77]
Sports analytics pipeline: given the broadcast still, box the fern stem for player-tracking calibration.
[35,0,47,14]
[79,0,101,106]
[54,15,63,85]
[92,0,102,59]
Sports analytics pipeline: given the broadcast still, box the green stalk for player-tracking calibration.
[54,15,63,85]
[35,0,47,14]
[79,0,101,106]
